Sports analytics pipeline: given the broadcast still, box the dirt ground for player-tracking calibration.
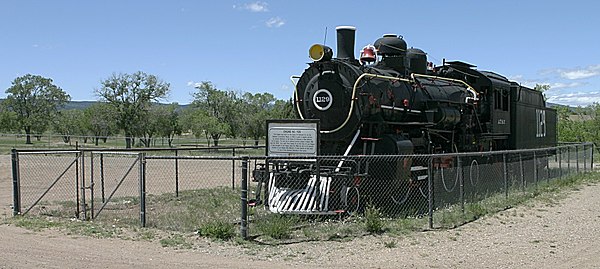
[1,154,600,268]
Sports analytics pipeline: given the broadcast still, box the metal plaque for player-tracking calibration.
[267,120,319,156]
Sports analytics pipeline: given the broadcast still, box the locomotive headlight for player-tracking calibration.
[309,44,333,62]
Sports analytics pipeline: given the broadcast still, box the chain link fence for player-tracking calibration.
[243,143,594,237]
[10,143,594,239]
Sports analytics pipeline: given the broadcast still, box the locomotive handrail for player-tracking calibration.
[411,73,479,103]
[292,75,307,120]
[323,73,413,134]
[295,71,478,134]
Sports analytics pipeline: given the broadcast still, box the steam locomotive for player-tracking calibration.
[254,26,557,214]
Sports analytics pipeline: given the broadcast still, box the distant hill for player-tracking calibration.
[62,100,98,110]
[0,99,190,110]
[61,100,190,110]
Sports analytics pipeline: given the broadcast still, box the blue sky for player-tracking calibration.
[1,1,599,106]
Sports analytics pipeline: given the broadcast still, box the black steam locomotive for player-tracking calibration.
[255,26,557,214]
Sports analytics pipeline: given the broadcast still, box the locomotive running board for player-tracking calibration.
[267,173,338,215]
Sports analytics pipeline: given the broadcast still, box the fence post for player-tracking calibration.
[546,149,550,184]
[264,157,270,207]
[90,152,95,219]
[458,155,464,214]
[592,144,595,171]
[533,151,538,188]
[75,152,81,219]
[232,148,236,190]
[519,153,524,191]
[240,157,249,239]
[11,149,21,216]
[576,145,580,174]
[503,153,508,198]
[428,156,434,229]
[567,147,571,174]
[583,144,587,173]
[175,149,179,197]
[80,151,87,220]
[100,153,106,203]
[139,153,147,227]
[558,147,562,180]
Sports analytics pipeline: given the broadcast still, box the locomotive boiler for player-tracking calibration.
[254,26,557,215]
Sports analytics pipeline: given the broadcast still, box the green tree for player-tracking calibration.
[82,103,119,146]
[138,104,182,147]
[191,82,235,146]
[239,94,296,145]
[155,103,182,147]
[240,92,276,145]
[271,98,296,119]
[0,107,19,133]
[95,72,170,148]
[52,109,84,144]
[3,74,70,144]
[534,84,551,101]
[182,108,229,146]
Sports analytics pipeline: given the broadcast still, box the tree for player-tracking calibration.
[95,71,170,148]
[4,74,70,144]
[82,103,119,146]
[182,107,229,146]
[238,94,296,145]
[138,104,182,147]
[271,98,296,119]
[240,92,276,145]
[534,84,551,101]
[52,109,84,144]
[0,102,19,133]
[191,82,235,146]
[155,103,182,147]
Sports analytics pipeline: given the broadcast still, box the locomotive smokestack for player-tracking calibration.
[336,26,356,60]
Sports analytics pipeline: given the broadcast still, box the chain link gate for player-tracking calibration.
[87,152,145,226]
[11,149,82,218]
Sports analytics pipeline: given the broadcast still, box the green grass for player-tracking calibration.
[384,240,397,248]
[197,220,236,240]
[159,234,193,249]
[9,171,600,249]
[0,133,265,154]
[254,214,298,240]
[363,204,385,234]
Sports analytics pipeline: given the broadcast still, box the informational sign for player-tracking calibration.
[267,120,319,157]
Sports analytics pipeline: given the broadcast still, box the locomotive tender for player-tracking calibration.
[257,26,557,214]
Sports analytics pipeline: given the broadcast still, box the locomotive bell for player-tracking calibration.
[359,45,377,64]
[309,44,333,62]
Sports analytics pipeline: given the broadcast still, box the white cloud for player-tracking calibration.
[235,1,269,12]
[546,91,600,107]
[507,75,585,90]
[542,64,600,80]
[186,81,203,88]
[265,17,285,28]
[561,65,600,80]
[548,82,586,89]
